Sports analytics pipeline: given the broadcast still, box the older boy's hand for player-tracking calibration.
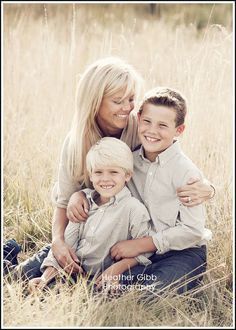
[110,240,140,261]
[177,177,215,207]
[67,191,89,222]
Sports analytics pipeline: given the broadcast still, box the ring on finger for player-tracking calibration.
[187,196,192,203]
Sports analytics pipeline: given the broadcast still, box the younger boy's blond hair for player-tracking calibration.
[86,137,134,176]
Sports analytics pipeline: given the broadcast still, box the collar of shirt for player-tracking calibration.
[86,186,132,210]
[138,140,182,167]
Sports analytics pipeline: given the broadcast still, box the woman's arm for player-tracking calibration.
[66,191,90,222]
[177,177,215,206]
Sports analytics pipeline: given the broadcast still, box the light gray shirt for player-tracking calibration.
[127,140,212,254]
[41,186,153,275]
[51,111,140,208]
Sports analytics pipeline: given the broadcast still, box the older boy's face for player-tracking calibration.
[90,166,131,203]
[138,103,185,162]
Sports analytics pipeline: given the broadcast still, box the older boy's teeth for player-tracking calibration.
[146,136,158,142]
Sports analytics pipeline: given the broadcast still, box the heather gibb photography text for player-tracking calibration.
[3,2,234,328]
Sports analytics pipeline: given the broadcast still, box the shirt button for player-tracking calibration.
[149,172,153,175]
[99,209,103,212]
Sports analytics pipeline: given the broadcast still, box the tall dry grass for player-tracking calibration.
[3,3,234,328]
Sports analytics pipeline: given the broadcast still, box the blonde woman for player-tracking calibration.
[3,57,214,280]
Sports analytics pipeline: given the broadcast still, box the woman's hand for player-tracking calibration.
[177,177,215,207]
[51,239,84,274]
[66,191,90,222]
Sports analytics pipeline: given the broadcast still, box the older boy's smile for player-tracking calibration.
[138,103,184,162]
[144,136,161,143]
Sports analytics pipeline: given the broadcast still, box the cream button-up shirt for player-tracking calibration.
[127,140,212,254]
[41,186,152,275]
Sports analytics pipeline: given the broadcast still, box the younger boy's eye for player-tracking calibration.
[143,119,151,123]
[94,171,102,174]
[111,171,118,174]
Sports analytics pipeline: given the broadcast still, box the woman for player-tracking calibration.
[5,57,214,280]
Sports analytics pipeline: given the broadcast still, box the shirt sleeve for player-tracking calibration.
[51,133,81,208]
[128,199,154,266]
[40,222,82,273]
[151,169,212,254]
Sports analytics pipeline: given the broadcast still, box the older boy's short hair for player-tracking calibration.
[86,137,133,175]
[139,87,187,126]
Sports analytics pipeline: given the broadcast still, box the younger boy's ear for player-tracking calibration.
[175,124,185,136]
[125,172,132,182]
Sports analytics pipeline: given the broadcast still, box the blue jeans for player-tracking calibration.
[13,244,206,295]
[120,246,206,295]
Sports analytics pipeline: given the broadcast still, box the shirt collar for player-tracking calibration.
[87,186,131,209]
[138,140,182,167]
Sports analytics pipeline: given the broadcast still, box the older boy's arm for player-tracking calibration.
[111,237,156,260]
[96,258,138,288]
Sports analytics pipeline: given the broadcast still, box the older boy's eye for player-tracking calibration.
[113,100,122,105]
[160,124,168,127]
[143,119,151,123]
[111,171,118,174]
[94,171,102,174]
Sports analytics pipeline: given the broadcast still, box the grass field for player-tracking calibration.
[3,3,234,328]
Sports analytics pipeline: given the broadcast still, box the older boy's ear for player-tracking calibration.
[175,124,185,136]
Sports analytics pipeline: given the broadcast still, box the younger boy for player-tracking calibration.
[27,137,153,291]
[110,87,212,293]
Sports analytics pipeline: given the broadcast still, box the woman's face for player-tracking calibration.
[97,89,135,137]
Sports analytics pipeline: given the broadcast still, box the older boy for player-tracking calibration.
[110,87,212,294]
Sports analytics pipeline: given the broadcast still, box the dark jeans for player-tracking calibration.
[12,244,206,296]
[120,245,207,296]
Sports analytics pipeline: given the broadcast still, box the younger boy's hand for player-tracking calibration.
[28,277,47,293]
[67,191,89,222]
[110,240,140,261]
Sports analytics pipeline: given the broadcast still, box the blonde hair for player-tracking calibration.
[86,137,133,178]
[67,57,141,187]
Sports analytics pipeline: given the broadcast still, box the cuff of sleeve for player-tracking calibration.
[135,254,152,266]
[151,233,170,255]
[40,255,61,273]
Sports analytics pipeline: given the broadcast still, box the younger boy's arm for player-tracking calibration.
[28,266,59,292]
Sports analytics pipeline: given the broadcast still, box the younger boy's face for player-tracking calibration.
[90,166,131,202]
[138,103,185,161]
